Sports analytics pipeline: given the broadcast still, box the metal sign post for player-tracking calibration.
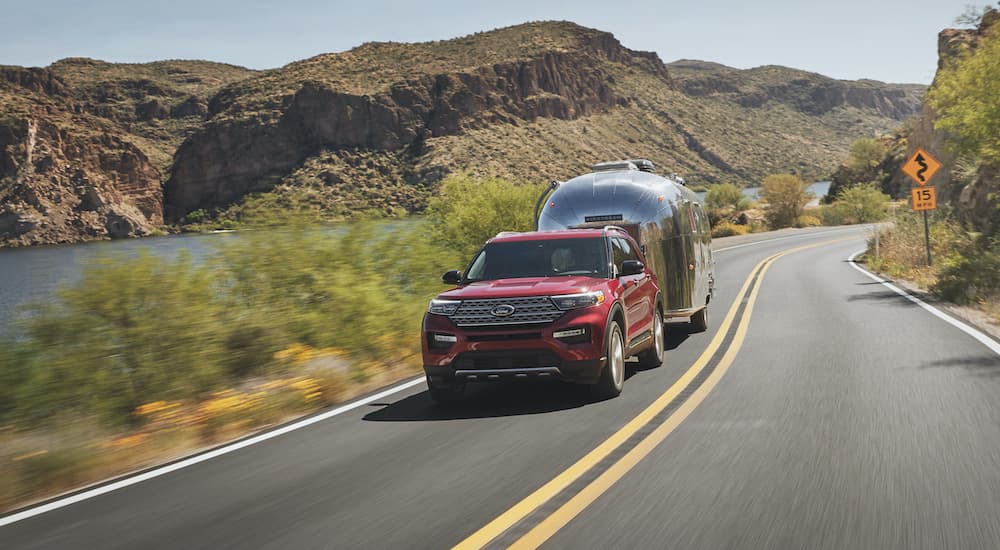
[923,210,932,265]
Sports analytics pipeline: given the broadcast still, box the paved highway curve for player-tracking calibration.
[3,226,1000,549]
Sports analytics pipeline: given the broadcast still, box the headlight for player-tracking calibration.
[550,291,605,311]
[428,299,462,315]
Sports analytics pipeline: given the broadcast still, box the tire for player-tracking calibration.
[426,375,465,404]
[689,303,709,333]
[637,309,664,368]
[592,321,625,399]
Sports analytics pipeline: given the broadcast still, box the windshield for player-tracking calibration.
[464,238,610,281]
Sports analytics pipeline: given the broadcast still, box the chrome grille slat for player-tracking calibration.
[451,297,563,327]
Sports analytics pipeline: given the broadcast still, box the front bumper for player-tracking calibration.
[421,306,609,385]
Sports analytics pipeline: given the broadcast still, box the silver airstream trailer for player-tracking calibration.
[536,160,714,330]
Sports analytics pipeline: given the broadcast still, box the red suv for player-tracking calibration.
[422,227,664,403]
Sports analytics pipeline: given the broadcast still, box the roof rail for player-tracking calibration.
[493,231,522,239]
[602,225,630,235]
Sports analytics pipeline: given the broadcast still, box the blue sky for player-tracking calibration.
[0,0,984,83]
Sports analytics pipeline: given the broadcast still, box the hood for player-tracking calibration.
[438,276,605,300]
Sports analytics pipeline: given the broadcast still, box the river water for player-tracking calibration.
[0,232,232,334]
[0,182,831,333]
[693,180,831,202]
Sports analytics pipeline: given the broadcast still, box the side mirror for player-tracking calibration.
[621,260,644,276]
[442,270,462,285]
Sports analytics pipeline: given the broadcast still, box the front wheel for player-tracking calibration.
[592,321,625,399]
[637,310,664,368]
[426,376,465,404]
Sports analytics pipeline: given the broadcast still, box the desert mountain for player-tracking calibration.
[1,21,924,245]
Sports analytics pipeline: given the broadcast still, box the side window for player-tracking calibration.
[612,236,640,276]
[611,237,626,276]
[618,237,639,262]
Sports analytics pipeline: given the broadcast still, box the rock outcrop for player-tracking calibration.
[0,59,257,246]
[0,67,164,245]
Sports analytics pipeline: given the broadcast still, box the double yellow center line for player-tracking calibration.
[454,237,851,549]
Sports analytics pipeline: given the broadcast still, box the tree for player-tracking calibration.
[704,183,746,210]
[845,137,889,172]
[761,174,813,229]
[834,183,890,224]
[928,20,1000,164]
[424,173,545,259]
[954,4,991,27]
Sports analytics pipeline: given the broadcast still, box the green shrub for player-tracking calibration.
[934,235,1000,303]
[705,183,753,213]
[833,183,890,223]
[813,203,849,226]
[704,183,744,210]
[424,173,545,260]
[795,215,823,228]
[17,252,230,426]
[845,137,890,172]
[184,209,208,225]
[712,222,749,237]
[761,174,813,229]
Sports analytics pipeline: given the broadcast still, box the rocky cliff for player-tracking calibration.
[0,60,256,245]
[0,67,163,245]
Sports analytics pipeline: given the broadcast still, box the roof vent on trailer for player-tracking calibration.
[592,161,637,172]
[590,159,656,173]
[629,159,656,173]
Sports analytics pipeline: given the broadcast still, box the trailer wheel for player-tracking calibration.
[690,304,709,333]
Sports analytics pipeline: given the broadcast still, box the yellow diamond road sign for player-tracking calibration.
[902,148,941,186]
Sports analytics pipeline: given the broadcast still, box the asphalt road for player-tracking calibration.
[3,225,999,549]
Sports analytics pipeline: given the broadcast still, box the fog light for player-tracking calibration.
[553,328,586,339]
[553,326,590,344]
[434,333,458,343]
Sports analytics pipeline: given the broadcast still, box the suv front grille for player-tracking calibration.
[451,297,564,327]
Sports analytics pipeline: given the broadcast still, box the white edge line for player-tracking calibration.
[714,227,856,253]
[0,376,426,527]
[848,248,1000,356]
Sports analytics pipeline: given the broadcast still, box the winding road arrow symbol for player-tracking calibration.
[914,153,928,183]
